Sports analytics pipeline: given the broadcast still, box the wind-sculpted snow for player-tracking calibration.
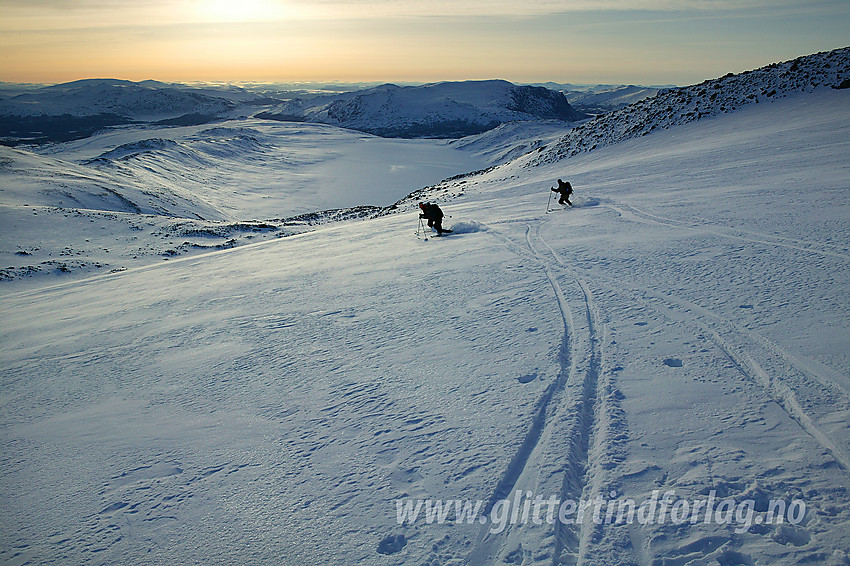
[90,138,189,162]
[531,47,850,165]
[2,59,850,565]
[2,87,849,565]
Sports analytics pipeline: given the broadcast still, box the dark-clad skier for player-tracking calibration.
[418,202,452,236]
[551,179,573,207]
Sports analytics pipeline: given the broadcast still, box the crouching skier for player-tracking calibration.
[551,179,573,207]
[418,202,452,236]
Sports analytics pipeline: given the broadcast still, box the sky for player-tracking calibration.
[0,0,848,86]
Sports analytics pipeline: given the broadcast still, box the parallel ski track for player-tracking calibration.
[478,222,631,566]
[526,224,604,566]
[526,219,850,477]
[530,224,635,566]
[602,200,850,261]
[467,223,581,566]
[477,206,849,565]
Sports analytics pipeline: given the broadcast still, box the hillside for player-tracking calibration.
[0,121,487,283]
[531,47,850,165]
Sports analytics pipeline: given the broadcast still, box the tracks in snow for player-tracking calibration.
[472,222,628,566]
[537,205,850,475]
[475,208,850,564]
[603,199,850,261]
[598,198,850,473]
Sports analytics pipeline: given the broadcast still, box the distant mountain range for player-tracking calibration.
[0,79,588,144]
[1,47,848,284]
[256,80,588,138]
[561,85,664,114]
[0,79,238,144]
[3,45,848,148]
[0,79,235,118]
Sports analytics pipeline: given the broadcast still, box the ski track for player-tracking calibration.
[481,210,850,564]
[526,197,850,478]
[469,221,633,566]
[528,224,606,566]
[468,224,580,565]
[535,215,850,478]
[531,224,636,566]
[602,200,850,261]
[585,202,850,476]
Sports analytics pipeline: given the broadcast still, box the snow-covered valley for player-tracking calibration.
[1,51,849,566]
[0,120,490,285]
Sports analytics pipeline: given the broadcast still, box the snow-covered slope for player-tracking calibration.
[258,80,587,138]
[1,61,849,566]
[0,120,488,283]
[447,120,570,166]
[532,47,850,164]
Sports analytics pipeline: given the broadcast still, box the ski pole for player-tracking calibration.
[546,189,553,213]
[417,216,429,240]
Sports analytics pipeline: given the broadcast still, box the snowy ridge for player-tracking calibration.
[258,80,587,138]
[531,47,850,165]
[447,120,571,166]
[90,138,193,163]
[0,79,235,119]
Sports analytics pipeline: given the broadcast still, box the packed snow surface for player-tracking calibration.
[1,79,849,565]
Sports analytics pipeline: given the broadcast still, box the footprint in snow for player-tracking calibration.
[517,372,538,384]
[376,534,406,555]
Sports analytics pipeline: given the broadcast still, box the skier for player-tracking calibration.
[418,202,452,236]
[551,179,573,207]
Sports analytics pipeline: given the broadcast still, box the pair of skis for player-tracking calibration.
[546,189,573,213]
[416,217,452,241]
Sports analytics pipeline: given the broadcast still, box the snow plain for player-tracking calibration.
[1,86,849,566]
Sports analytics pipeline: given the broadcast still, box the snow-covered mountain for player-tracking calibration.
[0,79,585,144]
[533,47,850,165]
[257,80,587,138]
[564,84,662,114]
[530,82,665,114]
[1,47,849,566]
[0,78,236,119]
[0,79,238,144]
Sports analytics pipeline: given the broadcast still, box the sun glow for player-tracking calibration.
[191,0,294,23]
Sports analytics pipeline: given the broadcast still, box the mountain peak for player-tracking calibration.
[258,80,587,138]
